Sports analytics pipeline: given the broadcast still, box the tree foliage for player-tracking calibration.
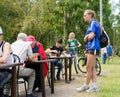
[0,0,118,49]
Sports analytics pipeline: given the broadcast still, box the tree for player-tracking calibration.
[0,0,26,42]
[0,0,114,49]
[109,0,120,48]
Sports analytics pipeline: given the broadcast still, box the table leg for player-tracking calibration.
[69,58,72,81]
[11,67,17,97]
[64,58,68,83]
[50,62,54,93]
[40,63,46,97]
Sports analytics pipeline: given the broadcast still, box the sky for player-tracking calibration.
[109,0,120,15]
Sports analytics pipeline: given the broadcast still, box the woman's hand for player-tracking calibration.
[84,35,89,42]
[84,32,95,42]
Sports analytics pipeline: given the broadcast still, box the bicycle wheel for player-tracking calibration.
[78,57,101,76]
[95,58,101,76]
[78,57,87,73]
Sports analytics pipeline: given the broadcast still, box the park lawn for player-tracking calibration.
[73,56,120,97]
[52,55,120,97]
[98,56,120,97]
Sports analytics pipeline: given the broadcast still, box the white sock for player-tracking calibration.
[84,84,89,87]
[92,83,98,88]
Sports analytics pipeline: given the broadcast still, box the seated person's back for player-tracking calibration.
[11,33,37,97]
[11,36,33,62]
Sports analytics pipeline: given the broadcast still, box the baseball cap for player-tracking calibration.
[26,35,36,44]
[0,27,3,34]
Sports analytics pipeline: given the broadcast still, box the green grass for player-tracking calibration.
[97,56,120,97]
[56,55,120,97]
[74,55,120,97]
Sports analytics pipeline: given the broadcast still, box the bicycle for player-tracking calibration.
[77,49,101,76]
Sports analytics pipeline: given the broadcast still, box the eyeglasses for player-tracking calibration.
[0,34,3,35]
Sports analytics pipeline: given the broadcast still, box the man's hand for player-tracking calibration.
[51,50,58,54]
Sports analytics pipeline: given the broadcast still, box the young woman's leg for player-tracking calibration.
[85,54,96,84]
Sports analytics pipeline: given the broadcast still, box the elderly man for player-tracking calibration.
[26,35,48,92]
[11,33,37,97]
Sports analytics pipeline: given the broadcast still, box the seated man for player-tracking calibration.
[45,39,63,80]
[26,35,48,92]
[11,33,37,97]
[0,27,13,97]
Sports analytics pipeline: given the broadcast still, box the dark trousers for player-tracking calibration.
[0,71,12,88]
[25,63,41,90]
[0,71,12,97]
[54,60,62,79]
[102,53,107,64]
[0,88,4,97]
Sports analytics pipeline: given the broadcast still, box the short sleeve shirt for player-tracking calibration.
[85,20,100,50]
[106,45,112,55]
[50,46,63,56]
[11,39,33,63]
[67,39,78,52]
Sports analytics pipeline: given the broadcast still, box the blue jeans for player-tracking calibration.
[54,59,62,79]
[102,53,107,64]
[0,71,12,88]
[68,51,79,74]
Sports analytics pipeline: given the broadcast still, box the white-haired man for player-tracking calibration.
[11,33,37,97]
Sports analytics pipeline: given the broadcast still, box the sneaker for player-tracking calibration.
[57,77,60,80]
[56,75,60,81]
[33,87,42,92]
[76,84,89,92]
[4,95,11,97]
[86,87,99,92]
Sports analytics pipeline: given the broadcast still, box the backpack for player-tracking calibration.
[99,28,110,48]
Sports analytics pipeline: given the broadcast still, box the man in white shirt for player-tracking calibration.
[11,33,37,97]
